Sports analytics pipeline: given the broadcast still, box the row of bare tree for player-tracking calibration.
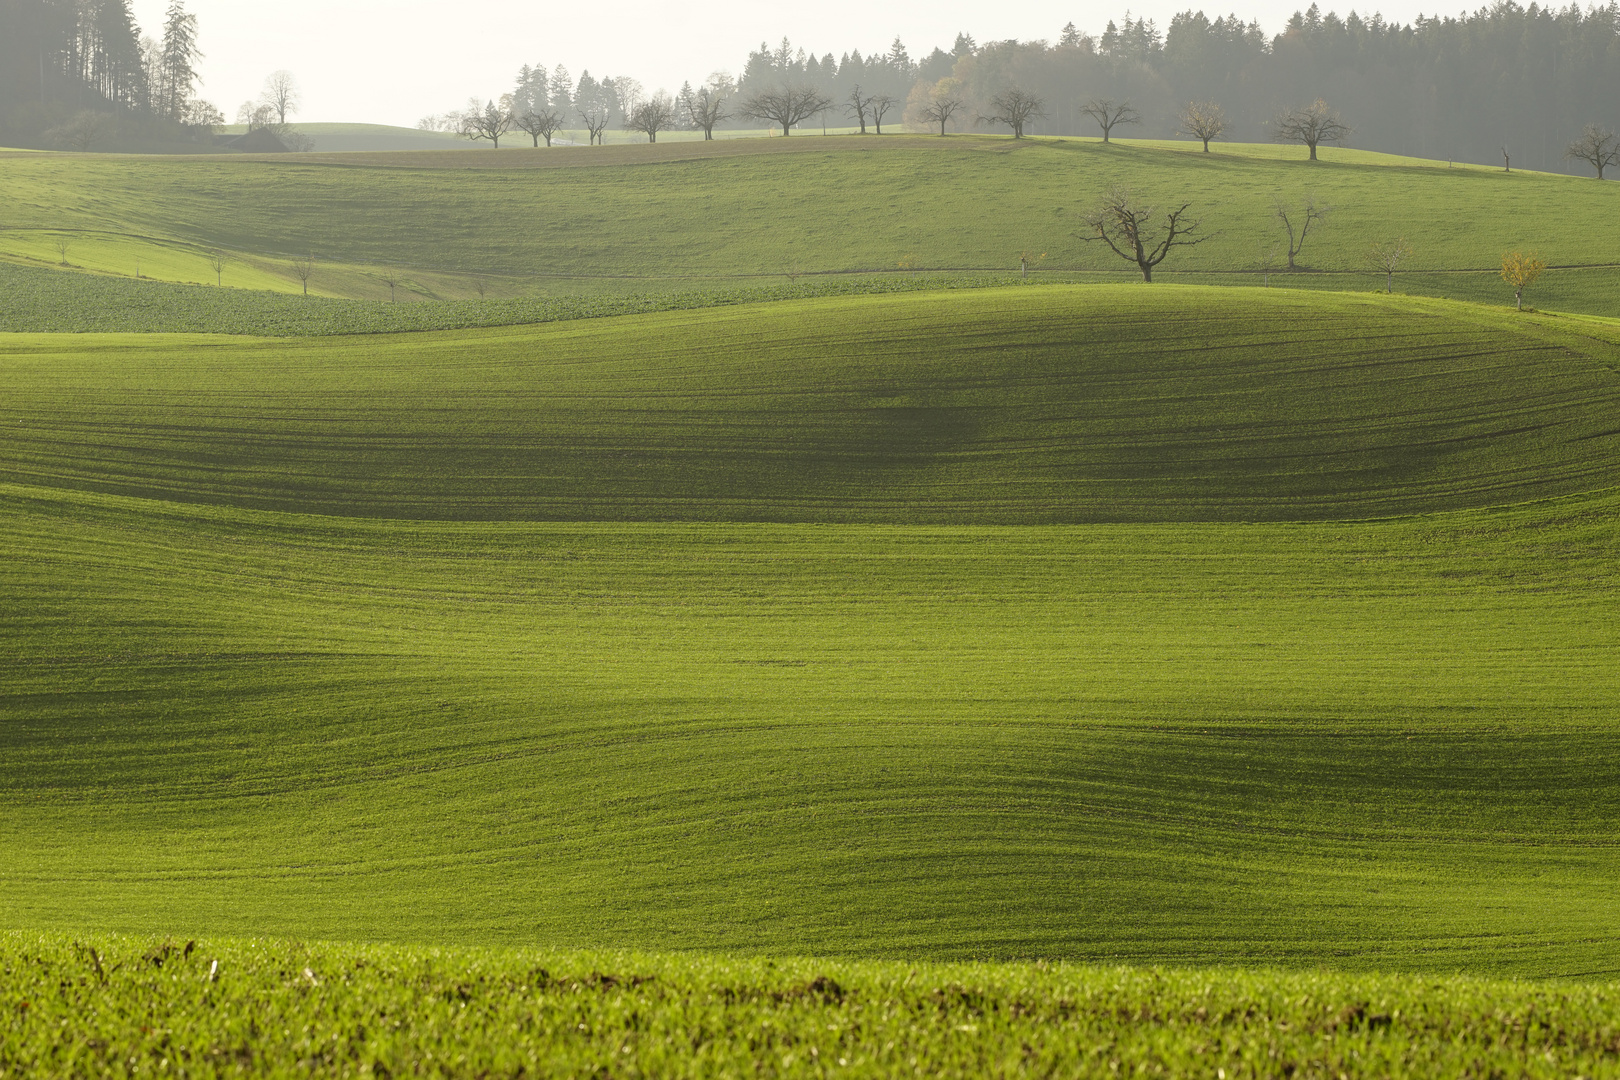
[1073,187,1551,314]
[956,88,1620,178]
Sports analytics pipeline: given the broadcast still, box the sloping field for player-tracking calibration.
[4,287,1619,522]
[2,286,1618,975]
[1,477,1616,972]
[2,135,1617,311]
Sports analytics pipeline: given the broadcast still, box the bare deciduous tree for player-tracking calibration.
[741,86,833,137]
[207,249,227,285]
[460,101,514,148]
[681,83,730,140]
[625,93,678,143]
[54,237,70,265]
[261,70,300,124]
[381,267,399,302]
[978,89,1045,139]
[1501,147,1511,172]
[919,92,965,135]
[1256,239,1282,286]
[1271,99,1350,160]
[1081,99,1139,143]
[1500,251,1547,310]
[579,106,611,145]
[844,85,874,133]
[1273,195,1331,270]
[871,94,896,134]
[292,252,314,296]
[235,101,311,150]
[1365,237,1411,292]
[1178,100,1227,152]
[611,78,645,120]
[182,99,224,133]
[1565,124,1619,179]
[1078,187,1206,282]
[48,110,116,151]
[514,108,564,147]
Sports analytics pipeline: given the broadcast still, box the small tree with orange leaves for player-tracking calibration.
[1500,251,1547,310]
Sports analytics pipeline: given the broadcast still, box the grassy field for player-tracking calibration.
[2,482,1617,971]
[2,286,1617,977]
[9,253,1620,339]
[2,135,1616,311]
[4,287,1617,522]
[4,134,1619,1071]
[6,933,1619,1078]
[0,260,1023,335]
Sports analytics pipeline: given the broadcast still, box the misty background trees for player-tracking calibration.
[1,0,220,150]
[3,0,1618,170]
[432,7,1620,169]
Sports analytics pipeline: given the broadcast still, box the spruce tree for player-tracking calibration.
[158,1,200,120]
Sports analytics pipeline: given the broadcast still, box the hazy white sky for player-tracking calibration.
[131,0,1443,128]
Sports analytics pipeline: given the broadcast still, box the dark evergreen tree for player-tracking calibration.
[156,1,199,120]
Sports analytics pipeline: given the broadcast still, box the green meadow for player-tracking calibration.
[6,933,1620,1078]
[2,140,1619,1075]
[4,287,1619,521]
[4,286,1618,974]
[2,135,1617,310]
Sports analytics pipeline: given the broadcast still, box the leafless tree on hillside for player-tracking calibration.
[871,94,897,134]
[1078,187,1206,282]
[49,110,115,151]
[681,82,731,140]
[292,252,314,296]
[515,108,564,147]
[1273,195,1331,270]
[919,92,965,135]
[460,101,514,148]
[207,249,227,285]
[261,71,300,124]
[579,105,611,145]
[1565,124,1620,179]
[54,237,70,265]
[1364,237,1411,292]
[610,78,645,124]
[1256,239,1283,286]
[844,85,874,133]
[978,89,1045,139]
[381,267,400,302]
[1178,100,1227,152]
[741,86,833,136]
[624,93,678,143]
[1082,98,1139,142]
[1270,99,1350,160]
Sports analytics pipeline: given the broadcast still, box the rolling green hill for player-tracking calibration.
[5,286,1619,522]
[2,135,1617,311]
[2,464,1616,972]
[2,286,1617,975]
